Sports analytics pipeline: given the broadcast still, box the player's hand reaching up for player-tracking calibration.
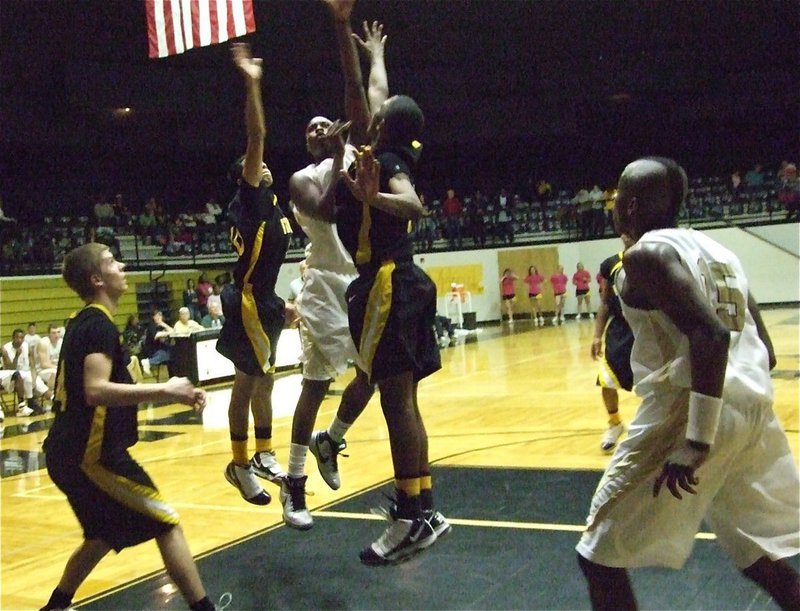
[353,20,386,60]
[341,146,380,205]
[231,42,262,81]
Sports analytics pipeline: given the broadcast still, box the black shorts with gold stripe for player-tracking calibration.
[596,316,634,391]
[347,259,441,384]
[47,451,176,552]
[217,283,284,376]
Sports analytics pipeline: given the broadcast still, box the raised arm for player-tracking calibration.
[323,0,370,144]
[231,42,267,188]
[354,20,389,116]
[290,120,351,222]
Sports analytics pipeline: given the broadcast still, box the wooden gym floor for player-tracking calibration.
[1,307,797,610]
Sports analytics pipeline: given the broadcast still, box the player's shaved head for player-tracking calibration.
[615,156,688,238]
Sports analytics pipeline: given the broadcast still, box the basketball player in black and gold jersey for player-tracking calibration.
[42,243,214,611]
[217,42,292,506]
[590,236,635,453]
[334,91,450,562]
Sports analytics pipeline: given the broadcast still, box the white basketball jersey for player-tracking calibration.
[293,145,357,274]
[619,228,772,404]
[37,336,62,369]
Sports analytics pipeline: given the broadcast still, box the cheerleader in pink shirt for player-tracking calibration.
[524,265,545,326]
[572,262,594,319]
[499,268,519,323]
[549,265,568,325]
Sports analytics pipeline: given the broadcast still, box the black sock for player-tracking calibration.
[395,489,422,519]
[41,587,73,611]
[189,595,215,611]
[420,488,433,512]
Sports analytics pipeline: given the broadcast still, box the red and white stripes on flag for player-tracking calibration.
[146,0,256,59]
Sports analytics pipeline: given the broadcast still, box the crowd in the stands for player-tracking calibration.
[1,161,797,273]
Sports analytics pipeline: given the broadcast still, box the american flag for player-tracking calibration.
[146,0,256,59]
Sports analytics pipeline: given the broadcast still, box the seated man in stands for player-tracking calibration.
[36,323,62,398]
[1,328,47,415]
[201,302,225,329]
[140,310,173,378]
[173,307,205,334]
[778,163,799,221]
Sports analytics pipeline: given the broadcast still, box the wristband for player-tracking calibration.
[686,391,723,445]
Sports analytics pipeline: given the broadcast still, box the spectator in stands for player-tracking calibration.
[442,188,463,249]
[23,322,41,348]
[140,310,173,378]
[112,193,133,230]
[603,187,616,234]
[196,273,212,317]
[205,197,223,221]
[467,193,487,247]
[589,185,605,237]
[730,170,743,198]
[536,179,552,232]
[574,187,592,240]
[201,302,226,329]
[2,328,46,415]
[778,163,799,221]
[93,195,115,228]
[415,194,437,251]
[123,315,143,357]
[173,307,205,334]
[36,323,62,399]
[207,283,222,314]
[495,190,514,245]
[745,163,765,192]
[138,197,158,245]
[183,279,201,321]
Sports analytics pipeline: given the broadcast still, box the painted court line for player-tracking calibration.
[315,510,717,540]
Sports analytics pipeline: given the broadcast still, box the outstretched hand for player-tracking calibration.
[340,146,380,205]
[653,442,709,500]
[353,20,386,59]
[231,42,262,81]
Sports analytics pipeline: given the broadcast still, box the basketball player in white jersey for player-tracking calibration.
[277,5,384,530]
[576,157,800,610]
[37,323,63,400]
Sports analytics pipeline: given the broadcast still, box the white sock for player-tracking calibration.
[288,443,308,479]
[327,416,351,444]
